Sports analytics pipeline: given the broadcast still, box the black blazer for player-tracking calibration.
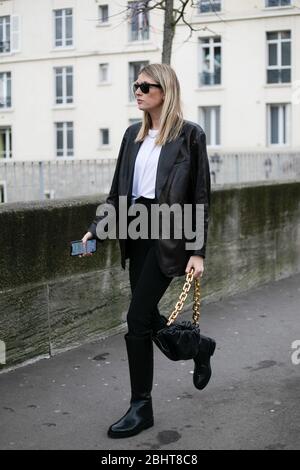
[88,120,211,278]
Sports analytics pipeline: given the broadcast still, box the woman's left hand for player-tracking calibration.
[185,255,204,279]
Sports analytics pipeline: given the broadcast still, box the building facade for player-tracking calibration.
[0,0,299,201]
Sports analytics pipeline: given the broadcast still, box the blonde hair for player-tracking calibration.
[134,63,184,146]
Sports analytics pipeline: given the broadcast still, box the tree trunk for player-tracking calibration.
[162,0,175,64]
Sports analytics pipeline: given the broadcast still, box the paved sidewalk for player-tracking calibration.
[0,273,300,450]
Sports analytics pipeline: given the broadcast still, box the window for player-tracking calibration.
[0,127,12,158]
[198,0,221,13]
[0,15,10,53]
[199,106,221,146]
[267,104,289,145]
[98,5,109,24]
[199,37,221,86]
[128,1,149,41]
[0,72,11,108]
[99,63,110,83]
[0,15,20,54]
[55,122,74,157]
[54,66,73,104]
[267,31,291,83]
[265,0,291,7]
[0,182,7,203]
[54,9,73,47]
[100,128,110,146]
[128,61,149,101]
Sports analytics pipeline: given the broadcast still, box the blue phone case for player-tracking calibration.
[70,239,97,256]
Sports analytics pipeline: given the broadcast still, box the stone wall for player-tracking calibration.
[1,182,300,371]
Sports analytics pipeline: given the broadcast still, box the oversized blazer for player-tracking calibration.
[88,119,211,278]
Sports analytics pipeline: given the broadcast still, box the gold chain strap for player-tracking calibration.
[166,267,201,326]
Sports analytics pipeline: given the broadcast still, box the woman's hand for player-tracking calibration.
[185,255,204,279]
[79,231,93,258]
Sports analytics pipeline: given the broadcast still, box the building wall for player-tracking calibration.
[0,0,299,163]
[175,0,300,151]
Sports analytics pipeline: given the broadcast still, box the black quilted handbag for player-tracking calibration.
[153,268,201,361]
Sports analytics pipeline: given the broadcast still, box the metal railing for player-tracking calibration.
[0,158,116,203]
[209,151,300,185]
[0,152,299,204]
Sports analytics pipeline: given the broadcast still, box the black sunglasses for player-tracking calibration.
[133,81,162,94]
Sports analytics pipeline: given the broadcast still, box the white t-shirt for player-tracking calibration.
[131,129,162,204]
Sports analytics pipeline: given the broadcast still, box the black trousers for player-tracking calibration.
[126,196,173,336]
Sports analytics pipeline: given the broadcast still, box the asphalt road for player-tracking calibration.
[0,273,299,450]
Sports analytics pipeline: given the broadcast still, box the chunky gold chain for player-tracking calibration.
[166,267,201,326]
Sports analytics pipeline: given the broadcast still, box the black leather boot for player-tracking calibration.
[193,335,216,390]
[107,332,154,438]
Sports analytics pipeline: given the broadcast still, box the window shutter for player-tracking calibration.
[11,15,20,52]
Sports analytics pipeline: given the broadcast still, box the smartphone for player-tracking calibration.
[70,239,97,256]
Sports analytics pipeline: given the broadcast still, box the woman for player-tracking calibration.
[80,63,216,439]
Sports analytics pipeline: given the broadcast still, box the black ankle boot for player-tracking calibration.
[107,333,154,438]
[193,335,216,390]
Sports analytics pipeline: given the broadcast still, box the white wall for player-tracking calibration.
[0,0,299,160]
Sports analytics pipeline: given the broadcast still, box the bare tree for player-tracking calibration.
[128,1,209,64]
[101,2,219,65]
